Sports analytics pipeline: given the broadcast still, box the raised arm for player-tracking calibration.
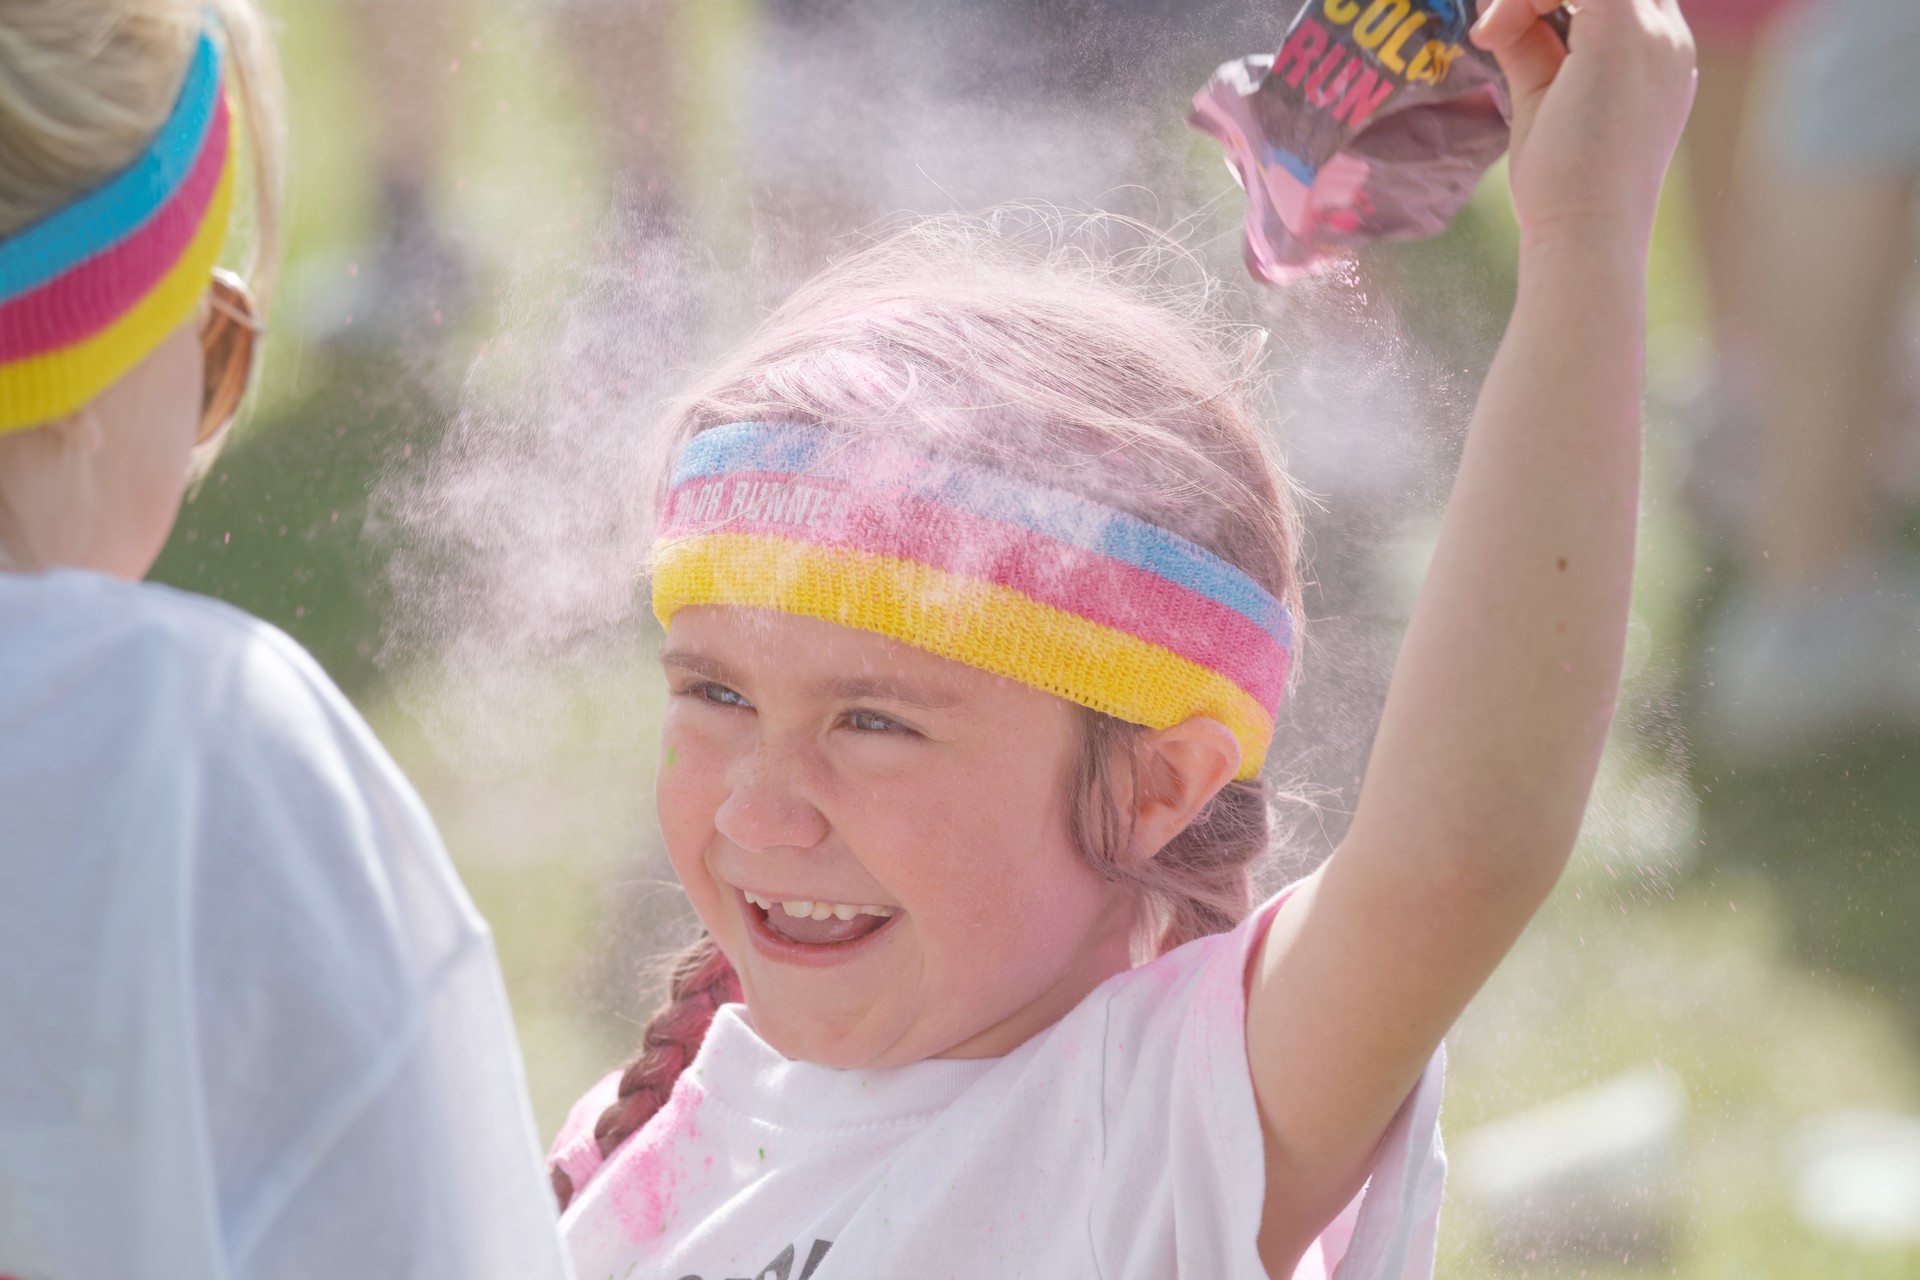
[1245,0,1698,1268]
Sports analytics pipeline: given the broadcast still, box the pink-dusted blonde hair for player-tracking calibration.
[552,211,1304,1209]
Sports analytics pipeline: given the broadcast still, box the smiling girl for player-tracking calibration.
[544,1,1696,1276]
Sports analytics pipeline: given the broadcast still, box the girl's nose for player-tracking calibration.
[712,736,831,854]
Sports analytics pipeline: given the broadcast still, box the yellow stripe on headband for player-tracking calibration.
[0,139,235,433]
[653,532,1275,779]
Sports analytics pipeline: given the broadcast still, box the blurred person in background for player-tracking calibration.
[338,0,475,339]
[546,0,682,225]
[327,0,683,347]
[0,3,572,1277]
[1674,0,1800,543]
[1696,0,1920,756]
[740,0,1252,238]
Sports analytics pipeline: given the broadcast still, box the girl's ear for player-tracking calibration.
[0,408,103,460]
[44,407,105,456]
[1126,716,1242,863]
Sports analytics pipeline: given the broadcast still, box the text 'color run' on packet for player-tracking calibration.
[1192,0,1568,282]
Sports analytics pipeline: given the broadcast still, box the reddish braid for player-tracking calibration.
[549,933,741,1211]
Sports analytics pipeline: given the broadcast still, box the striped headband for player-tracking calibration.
[651,421,1294,779]
[0,32,235,434]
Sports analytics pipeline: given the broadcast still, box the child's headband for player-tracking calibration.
[0,32,235,434]
[651,421,1294,780]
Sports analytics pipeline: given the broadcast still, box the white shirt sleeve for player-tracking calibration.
[1089,896,1446,1280]
[0,577,572,1280]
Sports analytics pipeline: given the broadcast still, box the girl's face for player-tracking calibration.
[658,605,1139,1068]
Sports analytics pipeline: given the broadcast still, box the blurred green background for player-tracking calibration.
[157,1,1920,1273]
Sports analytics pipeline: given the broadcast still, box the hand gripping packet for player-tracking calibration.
[1190,0,1517,282]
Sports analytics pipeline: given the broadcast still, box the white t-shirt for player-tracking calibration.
[551,897,1445,1280]
[0,569,572,1280]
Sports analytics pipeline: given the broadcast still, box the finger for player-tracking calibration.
[1472,0,1567,51]
[1546,0,1655,37]
[1490,17,1568,100]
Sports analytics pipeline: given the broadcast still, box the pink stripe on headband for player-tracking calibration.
[0,92,230,361]
[659,469,1291,712]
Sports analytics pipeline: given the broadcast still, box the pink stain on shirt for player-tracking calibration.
[606,1079,708,1243]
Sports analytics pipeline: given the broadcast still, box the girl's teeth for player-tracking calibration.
[744,891,896,920]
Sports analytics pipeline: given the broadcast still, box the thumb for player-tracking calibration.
[1471,0,1566,50]
[1489,18,1568,109]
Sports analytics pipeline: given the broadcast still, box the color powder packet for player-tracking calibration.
[1191,0,1562,282]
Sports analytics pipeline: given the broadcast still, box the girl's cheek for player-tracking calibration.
[656,716,735,850]
[655,748,737,947]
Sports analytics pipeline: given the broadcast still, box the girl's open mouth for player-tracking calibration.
[740,888,900,954]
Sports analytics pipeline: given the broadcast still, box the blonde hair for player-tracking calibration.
[0,0,285,309]
[550,212,1307,1207]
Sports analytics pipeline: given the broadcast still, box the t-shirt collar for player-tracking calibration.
[684,1004,1001,1131]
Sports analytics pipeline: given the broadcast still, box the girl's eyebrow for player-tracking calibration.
[661,648,959,710]
[659,649,739,684]
[823,675,961,711]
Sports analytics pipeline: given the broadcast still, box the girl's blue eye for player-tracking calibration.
[847,709,908,734]
[690,682,751,709]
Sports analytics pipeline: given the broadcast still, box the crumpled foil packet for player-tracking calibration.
[1191,0,1563,282]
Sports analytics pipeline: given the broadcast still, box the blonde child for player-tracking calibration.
[0,4,569,1276]
[545,1,1696,1275]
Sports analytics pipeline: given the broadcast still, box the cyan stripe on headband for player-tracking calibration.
[0,33,221,300]
[671,421,1294,650]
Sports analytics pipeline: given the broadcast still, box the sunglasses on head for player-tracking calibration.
[197,268,260,447]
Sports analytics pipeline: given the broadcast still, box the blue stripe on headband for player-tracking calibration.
[0,33,221,301]
[670,421,1294,649]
